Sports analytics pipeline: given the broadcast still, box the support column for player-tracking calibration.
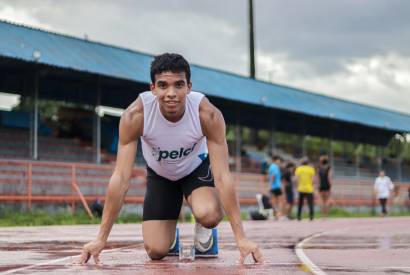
[28,75,33,158]
[377,145,382,171]
[235,122,242,172]
[270,120,275,155]
[354,128,361,180]
[302,135,306,157]
[249,128,257,146]
[355,143,361,179]
[301,117,306,158]
[329,127,334,168]
[32,70,39,160]
[95,77,102,164]
[397,139,403,182]
[397,158,402,182]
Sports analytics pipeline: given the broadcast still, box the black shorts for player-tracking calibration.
[285,186,294,204]
[319,185,331,192]
[270,188,283,197]
[143,157,215,221]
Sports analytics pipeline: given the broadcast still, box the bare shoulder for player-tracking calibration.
[119,96,143,144]
[199,97,225,138]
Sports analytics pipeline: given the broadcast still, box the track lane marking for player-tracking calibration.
[0,243,143,274]
[295,231,328,275]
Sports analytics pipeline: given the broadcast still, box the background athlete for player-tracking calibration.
[78,53,264,264]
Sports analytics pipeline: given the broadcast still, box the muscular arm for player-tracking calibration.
[199,98,245,243]
[79,97,144,264]
[97,97,143,242]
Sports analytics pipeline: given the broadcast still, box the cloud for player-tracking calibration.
[0,3,50,29]
[0,0,248,75]
[258,51,410,114]
[0,0,409,115]
[254,0,410,79]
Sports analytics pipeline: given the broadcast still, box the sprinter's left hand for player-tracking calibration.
[237,238,264,264]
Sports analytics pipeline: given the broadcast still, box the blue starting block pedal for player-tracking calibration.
[167,227,180,256]
[195,228,218,258]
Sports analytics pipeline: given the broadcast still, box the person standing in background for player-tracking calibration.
[267,155,283,219]
[282,162,296,219]
[79,53,263,264]
[374,170,394,216]
[318,156,332,218]
[295,157,316,221]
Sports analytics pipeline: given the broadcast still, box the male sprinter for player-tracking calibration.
[79,53,264,264]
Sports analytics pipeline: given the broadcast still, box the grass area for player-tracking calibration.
[0,208,408,227]
[265,207,409,220]
[325,208,409,218]
[0,210,142,227]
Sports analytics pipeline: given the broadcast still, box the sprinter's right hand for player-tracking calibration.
[78,239,106,264]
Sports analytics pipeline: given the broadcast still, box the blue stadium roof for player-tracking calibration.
[1,20,410,133]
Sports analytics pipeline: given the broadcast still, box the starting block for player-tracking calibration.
[195,228,218,258]
[167,228,180,256]
[168,228,219,259]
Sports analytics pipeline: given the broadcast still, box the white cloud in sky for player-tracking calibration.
[0,4,50,29]
[0,1,409,115]
[258,52,410,114]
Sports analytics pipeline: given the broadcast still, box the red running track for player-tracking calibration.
[0,217,409,274]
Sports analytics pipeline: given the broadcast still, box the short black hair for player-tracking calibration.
[272,155,282,162]
[320,155,329,165]
[301,156,309,165]
[150,53,191,83]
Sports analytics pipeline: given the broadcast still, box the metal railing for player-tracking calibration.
[0,159,146,217]
[1,159,408,215]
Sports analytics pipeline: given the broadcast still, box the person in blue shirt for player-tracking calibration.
[267,155,284,219]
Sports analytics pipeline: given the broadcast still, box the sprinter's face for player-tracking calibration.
[150,71,192,122]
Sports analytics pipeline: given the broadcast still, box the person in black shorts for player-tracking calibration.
[143,157,215,221]
[318,155,332,218]
[267,155,284,219]
[282,162,296,219]
[79,53,263,264]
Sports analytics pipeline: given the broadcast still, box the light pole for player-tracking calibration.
[248,0,256,79]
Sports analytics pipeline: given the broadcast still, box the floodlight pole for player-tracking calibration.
[248,0,256,79]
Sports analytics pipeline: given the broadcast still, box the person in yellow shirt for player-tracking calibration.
[295,157,316,221]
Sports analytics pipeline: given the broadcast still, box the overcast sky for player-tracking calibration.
[1,0,409,114]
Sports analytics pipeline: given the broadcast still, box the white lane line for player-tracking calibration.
[0,243,142,275]
[323,266,410,271]
[295,232,328,275]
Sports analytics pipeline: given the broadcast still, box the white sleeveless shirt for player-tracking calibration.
[140,91,208,181]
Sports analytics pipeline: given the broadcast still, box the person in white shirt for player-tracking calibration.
[374,170,394,216]
[78,53,263,264]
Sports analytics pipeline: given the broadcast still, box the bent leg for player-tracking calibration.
[380,198,387,215]
[277,194,284,217]
[142,167,183,260]
[297,193,305,220]
[270,195,277,218]
[307,193,314,220]
[187,186,224,228]
[323,191,331,217]
[320,191,328,217]
[142,220,177,260]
